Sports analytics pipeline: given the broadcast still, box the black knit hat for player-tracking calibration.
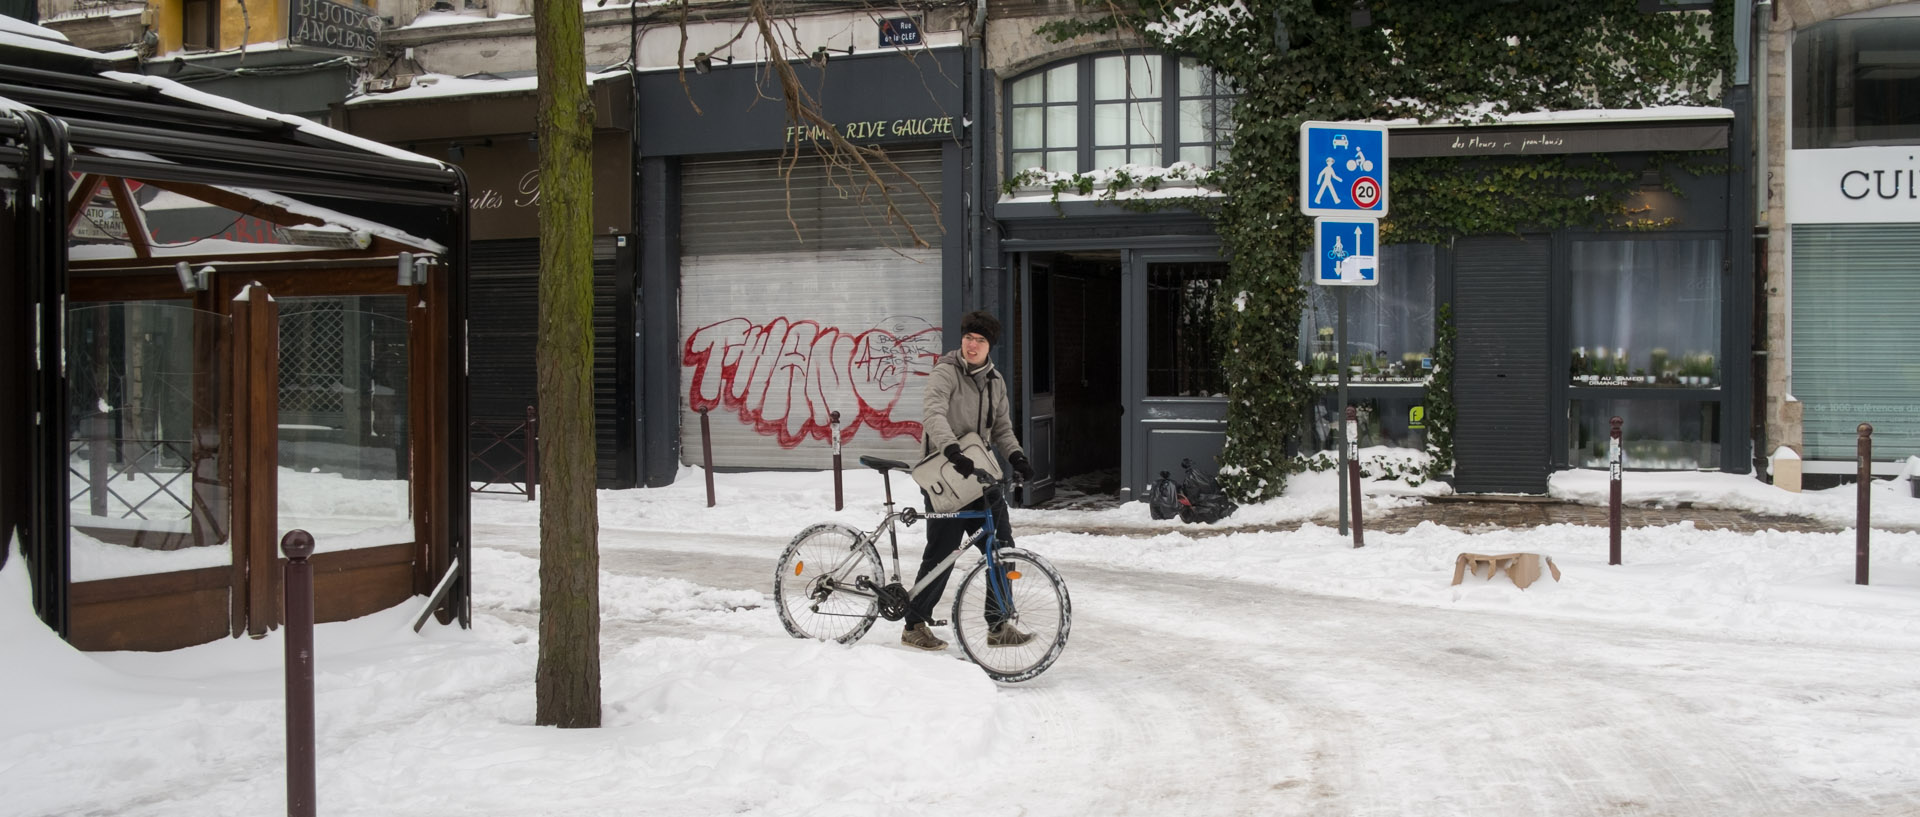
[960,310,1000,345]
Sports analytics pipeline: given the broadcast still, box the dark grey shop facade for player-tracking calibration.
[345,48,977,487]
[983,63,1753,499]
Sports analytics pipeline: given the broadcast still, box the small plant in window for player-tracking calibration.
[1612,347,1629,381]
[1649,348,1670,383]
[1571,346,1589,380]
[1401,352,1424,379]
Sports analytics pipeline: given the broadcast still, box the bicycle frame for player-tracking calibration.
[825,473,1019,623]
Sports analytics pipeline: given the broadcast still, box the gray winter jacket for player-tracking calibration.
[922,349,1024,461]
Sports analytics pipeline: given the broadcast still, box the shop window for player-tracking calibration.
[1146,262,1226,397]
[1568,239,1721,387]
[1569,399,1720,470]
[1299,244,1438,385]
[1790,224,1920,460]
[1007,53,1234,176]
[276,295,413,546]
[66,300,230,577]
[1792,11,1920,149]
[1306,394,1427,453]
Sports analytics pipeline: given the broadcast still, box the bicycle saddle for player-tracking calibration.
[858,455,911,473]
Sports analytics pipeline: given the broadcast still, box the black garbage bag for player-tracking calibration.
[1148,471,1183,520]
[1177,458,1238,524]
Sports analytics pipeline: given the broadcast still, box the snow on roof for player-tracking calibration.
[86,146,447,254]
[0,14,73,43]
[100,71,448,167]
[0,16,111,61]
[345,68,630,106]
[1385,105,1734,129]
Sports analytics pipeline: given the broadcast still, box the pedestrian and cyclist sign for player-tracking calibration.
[1314,217,1378,286]
[1300,121,1389,218]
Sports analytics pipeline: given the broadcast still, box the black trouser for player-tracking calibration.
[906,493,1014,628]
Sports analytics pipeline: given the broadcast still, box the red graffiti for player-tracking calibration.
[684,317,940,448]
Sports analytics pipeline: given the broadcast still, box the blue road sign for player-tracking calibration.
[1300,121,1389,217]
[1313,217,1379,286]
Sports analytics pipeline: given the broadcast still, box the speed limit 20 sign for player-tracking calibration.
[1300,121,1389,218]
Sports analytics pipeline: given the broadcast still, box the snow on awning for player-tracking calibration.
[1386,107,1733,158]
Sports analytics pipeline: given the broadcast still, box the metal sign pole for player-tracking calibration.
[1337,288,1349,536]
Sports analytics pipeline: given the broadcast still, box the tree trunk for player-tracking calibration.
[533,0,600,729]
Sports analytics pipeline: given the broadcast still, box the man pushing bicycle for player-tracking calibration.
[902,310,1036,652]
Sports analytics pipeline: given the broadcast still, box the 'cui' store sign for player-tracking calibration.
[1786,146,1920,224]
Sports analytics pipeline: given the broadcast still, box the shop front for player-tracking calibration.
[1340,114,1753,494]
[338,74,641,488]
[2,31,469,651]
[993,50,1238,504]
[1774,2,1920,479]
[635,47,970,473]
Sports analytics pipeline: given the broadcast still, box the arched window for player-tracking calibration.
[1006,53,1235,177]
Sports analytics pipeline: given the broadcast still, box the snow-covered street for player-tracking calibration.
[8,465,1920,815]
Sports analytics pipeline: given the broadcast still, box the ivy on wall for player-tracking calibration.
[1037,0,1734,500]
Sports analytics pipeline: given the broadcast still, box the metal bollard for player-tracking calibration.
[1347,406,1363,548]
[1858,423,1872,586]
[1609,416,1622,566]
[700,407,716,508]
[282,530,316,817]
[525,405,538,502]
[830,410,843,512]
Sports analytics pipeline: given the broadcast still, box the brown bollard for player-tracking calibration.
[1858,422,1872,586]
[282,529,317,817]
[525,404,539,502]
[1347,406,1363,548]
[1609,416,1623,566]
[701,408,716,508]
[830,410,844,511]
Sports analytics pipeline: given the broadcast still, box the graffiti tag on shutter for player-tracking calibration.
[683,316,939,448]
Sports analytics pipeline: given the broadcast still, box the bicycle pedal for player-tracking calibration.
[931,618,948,627]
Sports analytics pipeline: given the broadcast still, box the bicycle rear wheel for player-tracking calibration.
[775,523,883,644]
[951,547,1071,683]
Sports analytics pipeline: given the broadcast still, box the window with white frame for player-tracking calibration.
[1007,53,1234,177]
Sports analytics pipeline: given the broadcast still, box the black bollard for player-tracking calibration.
[1858,423,1872,586]
[1347,406,1363,548]
[830,410,843,511]
[525,405,539,502]
[700,407,716,508]
[1609,417,1622,566]
[282,530,316,817]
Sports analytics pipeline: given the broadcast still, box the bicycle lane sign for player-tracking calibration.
[1299,121,1389,218]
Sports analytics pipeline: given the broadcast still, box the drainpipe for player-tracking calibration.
[969,0,987,311]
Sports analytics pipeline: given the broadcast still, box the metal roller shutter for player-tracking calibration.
[468,238,623,485]
[679,149,944,469]
[1452,236,1552,494]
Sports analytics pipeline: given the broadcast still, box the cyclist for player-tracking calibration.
[902,310,1036,652]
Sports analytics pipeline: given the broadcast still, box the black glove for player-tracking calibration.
[1009,451,1034,481]
[942,443,976,478]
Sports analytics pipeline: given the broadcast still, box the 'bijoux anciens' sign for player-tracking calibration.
[287,0,378,56]
[1786,146,1920,224]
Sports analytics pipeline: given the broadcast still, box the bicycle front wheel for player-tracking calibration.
[775,523,883,644]
[951,547,1071,683]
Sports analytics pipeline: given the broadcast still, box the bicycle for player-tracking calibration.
[774,454,1071,683]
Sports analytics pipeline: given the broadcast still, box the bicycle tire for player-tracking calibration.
[951,547,1071,683]
[775,522,883,644]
